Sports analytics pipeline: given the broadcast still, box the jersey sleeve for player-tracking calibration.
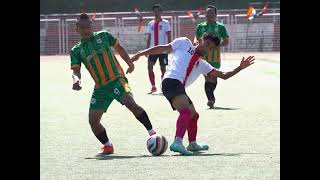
[70,48,81,69]
[169,38,184,51]
[103,31,119,48]
[196,24,202,38]
[147,22,152,34]
[198,60,217,76]
[220,25,229,39]
[166,21,172,32]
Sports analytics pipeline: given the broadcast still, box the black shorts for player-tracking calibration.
[148,54,168,66]
[161,78,193,110]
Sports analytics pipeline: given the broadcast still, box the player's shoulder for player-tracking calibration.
[95,30,112,36]
[148,19,155,24]
[95,30,116,40]
[197,21,208,26]
[71,42,82,52]
[216,21,226,27]
[161,19,170,23]
[174,37,189,42]
[173,37,192,46]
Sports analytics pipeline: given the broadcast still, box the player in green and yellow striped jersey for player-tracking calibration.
[195,5,230,108]
[70,13,156,156]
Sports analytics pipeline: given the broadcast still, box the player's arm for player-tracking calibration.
[209,56,255,80]
[167,31,172,43]
[145,22,152,57]
[70,49,82,91]
[114,43,135,74]
[195,24,202,45]
[145,33,151,58]
[219,25,230,47]
[166,22,172,43]
[219,37,229,47]
[71,66,82,91]
[131,44,172,62]
[146,33,151,49]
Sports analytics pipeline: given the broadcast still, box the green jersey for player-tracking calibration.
[196,21,229,68]
[70,31,125,88]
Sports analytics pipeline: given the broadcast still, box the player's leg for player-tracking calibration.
[113,78,156,136]
[159,54,168,79]
[186,104,209,151]
[122,93,156,136]
[89,88,114,156]
[148,55,158,93]
[162,78,193,155]
[204,75,218,108]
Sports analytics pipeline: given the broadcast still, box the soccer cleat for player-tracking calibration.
[187,142,209,152]
[150,86,157,93]
[96,145,114,156]
[169,142,193,156]
[207,99,215,109]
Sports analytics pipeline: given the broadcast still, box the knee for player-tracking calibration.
[124,96,140,112]
[89,114,100,127]
[190,112,199,121]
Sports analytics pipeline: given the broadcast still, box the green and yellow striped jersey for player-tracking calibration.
[70,31,125,88]
[196,21,229,68]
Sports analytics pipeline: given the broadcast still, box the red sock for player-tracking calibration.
[187,113,199,142]
[148,71,155,86]
[175,108,191,139]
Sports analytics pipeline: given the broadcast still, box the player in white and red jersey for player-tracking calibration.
[131,32,255,155]
[146,4,172,93]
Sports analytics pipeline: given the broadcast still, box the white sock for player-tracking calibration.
[148,129,156,136]
[174,137,183,145]
[104,140,112,146]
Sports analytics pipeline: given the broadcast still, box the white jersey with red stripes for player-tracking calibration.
[162,37,217,88]
[147,19,171,47]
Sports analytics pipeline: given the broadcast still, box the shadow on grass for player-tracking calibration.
[171,152,267,157]
[207,106,239,110]
[85,152,268,160]
[147,92,164,96]
[85,154,171,160]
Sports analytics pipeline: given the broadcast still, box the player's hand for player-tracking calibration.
[72,81,82,91]
[240,56,255,70]
[126,63,135,74]
[130,52,141,62]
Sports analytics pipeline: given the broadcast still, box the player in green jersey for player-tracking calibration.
[70,13,156,156]
[195,5,230,108]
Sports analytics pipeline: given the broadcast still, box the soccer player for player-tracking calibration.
[131,33,254,155]
[70,13,156,156]
[146,4,172,93]
[196,5,230,108]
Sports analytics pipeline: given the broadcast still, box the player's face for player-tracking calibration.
[205,8,217,23]
[153,7,162,17]
[76,20,93,40]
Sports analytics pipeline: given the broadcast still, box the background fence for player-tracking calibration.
[40,9,280,55]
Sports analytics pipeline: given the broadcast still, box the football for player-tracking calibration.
[147,134,168,156]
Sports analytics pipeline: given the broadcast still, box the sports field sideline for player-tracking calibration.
[40,52,279,180]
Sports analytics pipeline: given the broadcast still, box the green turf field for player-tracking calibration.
[40,53,279,180]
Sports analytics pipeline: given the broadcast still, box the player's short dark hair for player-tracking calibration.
[203,32,220,46]
[76,13,92,25]
[206,5,217,14]
[153,4,162,11]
